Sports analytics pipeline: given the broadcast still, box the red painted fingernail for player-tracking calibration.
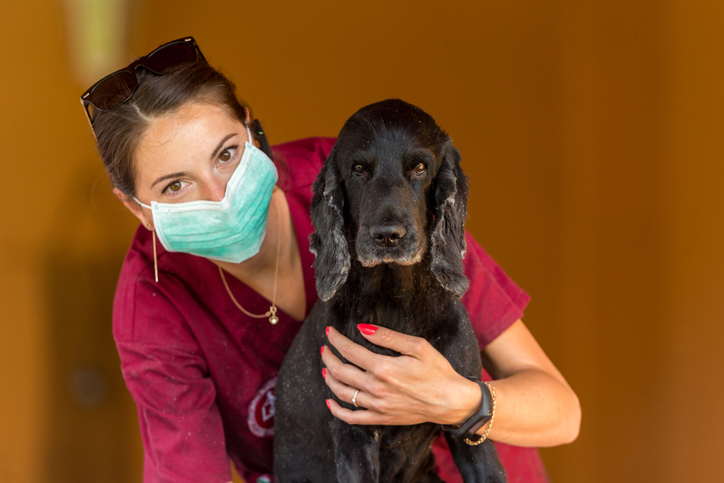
[321,346,325,356]
[326,399,331,409]
[326,326,330,337]
[358,324,377,335]
[322,368,327,378]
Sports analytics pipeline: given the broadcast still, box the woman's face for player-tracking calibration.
[116,101,252,229]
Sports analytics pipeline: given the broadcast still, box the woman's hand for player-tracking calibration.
[321,324,482,427]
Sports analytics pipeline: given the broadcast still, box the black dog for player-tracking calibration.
[274,99,506,483]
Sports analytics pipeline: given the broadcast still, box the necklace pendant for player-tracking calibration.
[269,306,279,325]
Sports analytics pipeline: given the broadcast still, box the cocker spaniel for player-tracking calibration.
[274,99,506,483]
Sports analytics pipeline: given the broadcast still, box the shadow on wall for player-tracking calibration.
[40,164,140,482]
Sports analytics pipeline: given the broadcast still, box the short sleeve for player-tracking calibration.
[114,275,232,483]
[460,232,531,348]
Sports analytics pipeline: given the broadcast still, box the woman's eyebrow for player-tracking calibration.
[210,133,238,161]
[151,172,187,189]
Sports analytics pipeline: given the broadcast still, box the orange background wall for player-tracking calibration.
[1,1,723,482]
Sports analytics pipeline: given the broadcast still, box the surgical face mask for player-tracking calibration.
[134,126,278,263]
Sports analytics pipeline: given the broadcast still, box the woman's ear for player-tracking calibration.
[113,187,154,230]
[429,142,470,298]
[243,106,253,127]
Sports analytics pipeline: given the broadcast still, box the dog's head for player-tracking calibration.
[310,99,470,301]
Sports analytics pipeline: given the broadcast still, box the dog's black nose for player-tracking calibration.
[370,224,406,246]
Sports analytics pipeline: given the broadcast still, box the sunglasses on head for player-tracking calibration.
[80,36,206,128]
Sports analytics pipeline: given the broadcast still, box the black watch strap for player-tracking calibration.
[441,377,493,438]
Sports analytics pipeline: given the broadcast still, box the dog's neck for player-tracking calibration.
[333,257,442,336]
[358,261,424,304]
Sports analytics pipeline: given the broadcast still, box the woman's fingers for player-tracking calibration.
[322,340,369,383]
[325,325,430,373]
[354,324,431,359]
[322,348,392,419]
[323,361,367,407]
[324,326,389,372]
[321,341,382,402]
[326,398,397,426]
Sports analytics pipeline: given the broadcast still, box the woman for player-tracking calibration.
[82,37,580,483]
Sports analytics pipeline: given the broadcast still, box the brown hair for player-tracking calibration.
[91,61,251,197]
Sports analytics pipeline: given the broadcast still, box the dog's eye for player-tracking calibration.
[413,163,426,175]
[353,165,365,176]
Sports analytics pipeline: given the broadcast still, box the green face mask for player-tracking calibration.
[135,126,278,263]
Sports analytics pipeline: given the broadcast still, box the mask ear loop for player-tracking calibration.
[245,124,253,147]
[137,201,158,283]
[152,229,159,283]
[146,222,159,283]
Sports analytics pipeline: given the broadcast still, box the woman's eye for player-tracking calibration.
[162,180,187,195]
[353,165,365,176]
[413,163,426,175]
[219,147,236,163]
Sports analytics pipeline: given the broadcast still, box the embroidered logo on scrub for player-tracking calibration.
[248,377,276,437]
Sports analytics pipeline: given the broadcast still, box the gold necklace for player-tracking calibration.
[219,200,281,325]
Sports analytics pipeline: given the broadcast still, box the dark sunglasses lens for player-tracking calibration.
[89,71,137,111]
[146,42,198,73]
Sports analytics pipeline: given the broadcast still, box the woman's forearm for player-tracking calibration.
[466,319,581,447]
[475,367,581,447]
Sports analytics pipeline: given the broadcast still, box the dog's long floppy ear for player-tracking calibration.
[309,154,350,301]
[429,143,470,298]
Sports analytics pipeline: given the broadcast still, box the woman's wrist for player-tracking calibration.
[445,376,484,426]
[441,377,496,445]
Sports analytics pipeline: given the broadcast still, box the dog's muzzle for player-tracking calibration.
[357,222,425,267]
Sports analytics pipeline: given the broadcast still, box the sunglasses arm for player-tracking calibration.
[80,98,98,142]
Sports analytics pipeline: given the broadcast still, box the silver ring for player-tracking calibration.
[352,389,360,407]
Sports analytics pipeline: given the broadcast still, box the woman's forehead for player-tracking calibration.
[148,102,238,139]
[139,103,240,154]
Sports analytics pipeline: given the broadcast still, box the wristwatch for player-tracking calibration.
[441,377,493,439]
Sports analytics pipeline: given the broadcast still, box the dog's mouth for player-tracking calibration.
[356,226,427,267]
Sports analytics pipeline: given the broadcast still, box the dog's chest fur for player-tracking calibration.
[330,261,469,360]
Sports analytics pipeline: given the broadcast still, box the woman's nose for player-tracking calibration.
[208,184,226,202]
[204,177,228,202]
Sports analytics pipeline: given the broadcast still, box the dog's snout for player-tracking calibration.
[370,224,406,247]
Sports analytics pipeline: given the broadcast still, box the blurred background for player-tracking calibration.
[1,0,723,482]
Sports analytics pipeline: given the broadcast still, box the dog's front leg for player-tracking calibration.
[331,418,380,483]
[443,433,507,483]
